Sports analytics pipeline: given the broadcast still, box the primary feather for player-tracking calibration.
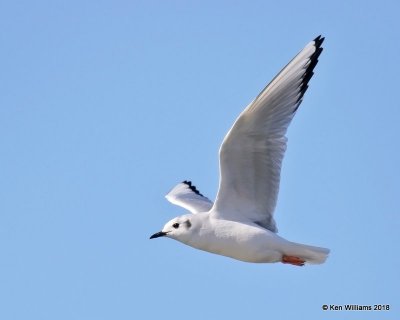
[165,181,213,214]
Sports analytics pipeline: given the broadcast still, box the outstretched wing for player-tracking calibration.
[165,181,213,214]
[211,36,324,232]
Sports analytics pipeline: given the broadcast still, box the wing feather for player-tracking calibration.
[165,181,213,214]
[211,36,324,232]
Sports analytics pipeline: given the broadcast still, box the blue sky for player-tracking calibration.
[1,1,399,319]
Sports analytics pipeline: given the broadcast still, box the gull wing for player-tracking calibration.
[166,181,213,214]
[211,36,324,232]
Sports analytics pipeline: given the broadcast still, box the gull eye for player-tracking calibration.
[172,223,179,229]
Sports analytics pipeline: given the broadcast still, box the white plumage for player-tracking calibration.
[152,36,330,266]
[165,181,213,214]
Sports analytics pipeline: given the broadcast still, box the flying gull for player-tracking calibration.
[150,36,330,266]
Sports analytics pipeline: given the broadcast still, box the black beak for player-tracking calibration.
[149,231,167,239]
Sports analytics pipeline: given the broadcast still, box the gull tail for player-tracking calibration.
[288,242,330,264]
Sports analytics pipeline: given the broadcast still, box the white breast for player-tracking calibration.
[185,217,287,263]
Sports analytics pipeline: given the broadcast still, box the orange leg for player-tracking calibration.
[282,255,305,266]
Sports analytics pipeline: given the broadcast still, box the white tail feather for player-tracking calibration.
[288,242,330,264]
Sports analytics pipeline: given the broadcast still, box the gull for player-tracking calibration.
[150,36,330,266]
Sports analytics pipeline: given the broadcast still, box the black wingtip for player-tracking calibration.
[182,180,204,196]
[313,35,325,47]
[294,35,325,109]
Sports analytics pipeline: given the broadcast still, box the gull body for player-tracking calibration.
[159,213,328,264]
[150,36,330,266]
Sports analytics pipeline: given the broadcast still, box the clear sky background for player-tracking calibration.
[1,1,399,319]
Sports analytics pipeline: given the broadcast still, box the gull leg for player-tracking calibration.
[282,255,305,266]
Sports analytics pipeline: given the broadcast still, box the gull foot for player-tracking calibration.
[282,255,305,266]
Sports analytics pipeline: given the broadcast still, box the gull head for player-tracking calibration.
[150,214,195,241]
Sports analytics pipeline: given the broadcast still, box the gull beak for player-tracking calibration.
[149,231,168,239]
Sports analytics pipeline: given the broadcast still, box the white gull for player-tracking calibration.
[150,36,330,266]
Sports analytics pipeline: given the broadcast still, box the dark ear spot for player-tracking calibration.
[185,220,192,228]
